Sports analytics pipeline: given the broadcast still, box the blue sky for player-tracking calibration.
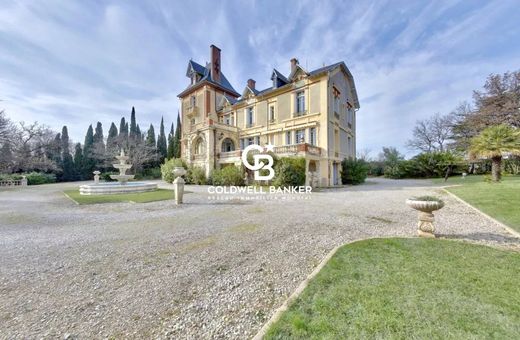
[1,0,519,157]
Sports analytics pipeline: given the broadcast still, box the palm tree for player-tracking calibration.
[469,124,520,182]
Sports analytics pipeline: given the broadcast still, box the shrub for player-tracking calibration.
[211,165,244,186]
[367,161,384,176]
[272,157,306,188]
[161,158,187,183]
[101,171,118,182]
[135,167,162,180]
[186,165,207,184]
[24,172,56,185]
[341,158,369,185]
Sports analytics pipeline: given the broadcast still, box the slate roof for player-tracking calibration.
[271,68,289,84]
[179,60,240,97]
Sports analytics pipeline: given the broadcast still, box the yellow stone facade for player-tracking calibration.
[178,45,360,186]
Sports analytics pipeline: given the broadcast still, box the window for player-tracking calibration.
[247,137,254,146]
[222,138,235,152]
[309,127,316,146]
[296,91,305,114]
[269,105,275,122]
[347,109,353,128]
[190,95,196,107]
[190,118,195,125]
[333,87,340,114]
[348,136,352,154]
[194,138,204,155]
[240,139,244,150]
[247,107,254,127]
[224,115,231,125]
[286,131,292,145]
[296,129,305,144]
[255,136,260,145]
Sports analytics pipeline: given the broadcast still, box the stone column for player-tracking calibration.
[417,212,435,238]
[173,177,185,204]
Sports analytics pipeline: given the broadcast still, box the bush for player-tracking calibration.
[161,158,187,183]
[101,171,118,182]
[24,172,56,185]
[272,157,306,188]
[186,165,207,184]
[367,161,384,176]
[341,158,369,185]
[134,167,162,180]
[210,165,244,186]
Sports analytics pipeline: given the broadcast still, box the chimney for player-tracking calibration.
[290,58,299,74]
[210,44,221,83]
[247,78,256,90]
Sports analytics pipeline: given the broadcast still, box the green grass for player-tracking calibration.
[63,188,175,204]
[266,238,520,339]
[439,175,520,232]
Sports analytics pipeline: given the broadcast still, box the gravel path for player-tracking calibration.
[0,178,518,339]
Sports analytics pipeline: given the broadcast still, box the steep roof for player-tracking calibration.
[179,60,239,98]
[231,61,359,108]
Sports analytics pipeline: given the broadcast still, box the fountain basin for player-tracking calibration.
[79,182,158,195]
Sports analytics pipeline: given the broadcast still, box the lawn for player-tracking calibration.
[63,188,175,204]
[266,238,520,339]
[438,175,520,232]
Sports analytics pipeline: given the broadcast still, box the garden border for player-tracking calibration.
[442,188,520,239]
[253,236,400,339]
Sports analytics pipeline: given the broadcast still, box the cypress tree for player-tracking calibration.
[146,124,156,148]
[61,126,74,181]
[136,124,142,141]
[157,116,167,164]
[73,143,84,180]
[118,117,128,148]
[93,122,105,153]
[173,112,182,158]
[129,107,137,140]
[119,117,126,137]
[167,122,175,159]
[51,133,62,166]
[83,125,95,177]
[107,122,118,155]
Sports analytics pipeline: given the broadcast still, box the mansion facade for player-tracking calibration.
[178,45,360,186]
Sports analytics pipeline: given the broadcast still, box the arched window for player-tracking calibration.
[221,138,235,152]
[194,138,205,155]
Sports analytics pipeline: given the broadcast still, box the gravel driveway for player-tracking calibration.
[1,178,518,339]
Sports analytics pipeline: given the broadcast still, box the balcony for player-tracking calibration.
[274,143,321,157]
[293,110,307,118]
[186,106,199,118]
[218,150,241,160]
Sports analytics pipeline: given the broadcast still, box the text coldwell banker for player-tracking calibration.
[208,186,312,194]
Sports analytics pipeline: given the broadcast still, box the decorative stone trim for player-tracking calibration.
[442,188,520,239]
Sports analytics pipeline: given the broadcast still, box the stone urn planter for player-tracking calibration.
[406,196,445,238]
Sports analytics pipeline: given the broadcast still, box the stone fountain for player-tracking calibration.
[110,149,134,184]
[79,149,158,195]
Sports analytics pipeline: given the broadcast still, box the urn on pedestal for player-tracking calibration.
[406,196,445,238]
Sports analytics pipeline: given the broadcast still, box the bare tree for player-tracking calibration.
[406,113,452,153]
[10,121,58,172]
[472,71,520,128]
[0,110,14,145]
